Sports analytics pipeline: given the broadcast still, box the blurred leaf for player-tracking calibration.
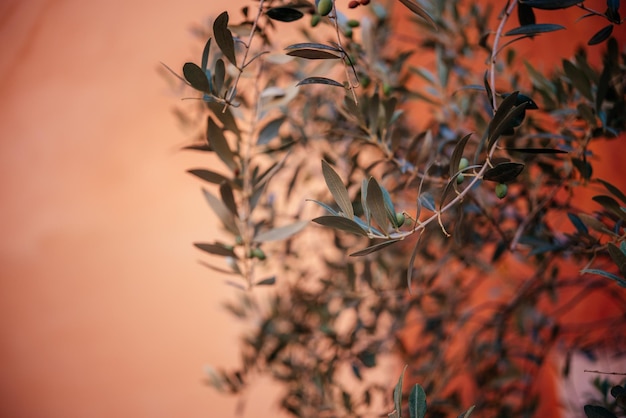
[588,25,614,46]
[487,92,526,151]
[419,192,436,212]
[285,42,342,52]
[505,23,565,36]
[350,239,401,256]
[592,195,626,223]
[563,60,593,101]
[581,269,626,288]
[297,77,345,87]
[398,0,437,29]
[583,404,619,418]
[202,188,240,235]
[213,12,237,66]
[409,384,427,418]
[607,242,626,277]
[194,242,238,258]
[254,221,308,242]
[484,162,525,183]
[449,133,472,178]
[367,177,391,234]
[460,405,476,418]
[207,101,241,137]
[183,62,211,92]
[572,158,593,180]
[220,182,238,216]
[258,117,286,145]
[578,213,617,236]
[520,0,582,9]
[484,71,494,109]
[598,179,626,204]
[207,117,238,171]
[187,169,232,186]
[307,199,339,216]
[313,216,368,236]
[255,277,276,286]
[567,212,588,234]
[266,7,304,22]
[321,160,354,218]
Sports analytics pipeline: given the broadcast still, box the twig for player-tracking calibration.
[490,0,518,110]
[584,369,626,376]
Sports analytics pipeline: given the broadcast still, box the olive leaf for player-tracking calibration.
[321,160,354,218]
[409,384,427,418]
[253,221,308,242]
[312,216,368,236]
[201,37,212,72]
[598,179,626,204]
[207,117,238,171]
[194,242,238,258]
[483,162,525,183]
[505,23,565,36]
[297,77,345,87]
[219,182,238,216]
[519,0,582,9]
[449,133,472,178]
[366,177,391,234]
[183,62,211,93]
[257,116,286,145]
[266,7,304,22]
[398,0,437,29]
[607,243,626,277]
[202,188,240,235]
[592,195,626,223]
[187,169,232,186]
[350,239,401,256]
[588,25,614,46]
[213,12,237,67]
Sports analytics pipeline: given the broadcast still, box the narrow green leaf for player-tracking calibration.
[350,239,401,256]
[518,3,536,25]
[183,62,211,93]
[313,216,368,236]
[408,384,427,418]
[266,7,304,22]
[367,178,391,234]
[207,117,238,171]
[307,199,339,216]
[255,276,276,286]
[287,49,343,59]
[257,116,286,145]
[483,162,525,183]
[505,23,565,36]
[567,212,588,235]
[449,133,472,178]
[321,161,354,218]
[253,221,308,242]
[460,405,476,418]
[213,58,226,97]
[194,242,237,258]
[213,12,237,66]
[419,192,436,212]
[297,77,345,87]
[588,25,614,46]
[487,91,522,151]
[593,195,626,223]
[202,188,240,235]
[187,169,231,186]
[206,101,241,137]
[598,179,626,204]
[201,38,212,72]
[520,0,582,9]
[285,42,342,52]
[398,0,437,29]
[581,269,626,288]
[219,182,238,216]
[578,213,618,236]
[393,365,408,417]
[607,243,626,277]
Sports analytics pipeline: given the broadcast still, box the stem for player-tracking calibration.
[490,0,518,110]
[223,0,266,112]
[331,6,359,104]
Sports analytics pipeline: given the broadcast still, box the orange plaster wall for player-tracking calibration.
[0,1,282,417]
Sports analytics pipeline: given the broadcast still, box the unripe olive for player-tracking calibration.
[310,14,321,27]
[235,235,243,246]
[383,83,392,95]
[347,19,360,28]
[343,27,353,37]
[360,75,371,88]
[495,183,508,199]
[317,0,333,16]
[456,173,465,184]
[458,157,469,171]
[248,248,267,260]
[395,212,406,227]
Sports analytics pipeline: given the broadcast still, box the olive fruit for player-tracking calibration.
[495,183,508,199]
[310,14,321,27]
[395,212,406,227]
[458,157,469,170]
[317,0,333,16]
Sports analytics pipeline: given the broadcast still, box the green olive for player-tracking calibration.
[395,212,406,227]
[458,157,469,171]
[252,248,267,260]
[347,19,360,28]
[310,14,321,27]
[317,0,333,16]
[495,183,508,199]
[456,173,465,184]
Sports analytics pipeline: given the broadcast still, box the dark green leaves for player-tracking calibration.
[487,92,528,152]
[607,242,626,278]
[408,384,427,418]
[207,117,238,171]
[583,404,619,418]
[254,221,308,242]
[592,195,626,223]
[266,7,304,22]
[195,242,237,258]
[484,162,525,183]
[588,25,614,46]
[297,77,345,87]
[519,0,582,9]
[214,12,237,67]
[183,62,211,92]
[313,216,368,236]
[449,133,472,178]
[505,23,565,36]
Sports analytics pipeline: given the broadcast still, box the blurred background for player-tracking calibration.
[0,0,624,417]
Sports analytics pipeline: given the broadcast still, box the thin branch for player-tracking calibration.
[490,0,518,110]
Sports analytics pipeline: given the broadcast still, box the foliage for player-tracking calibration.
[169,0,626,416]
